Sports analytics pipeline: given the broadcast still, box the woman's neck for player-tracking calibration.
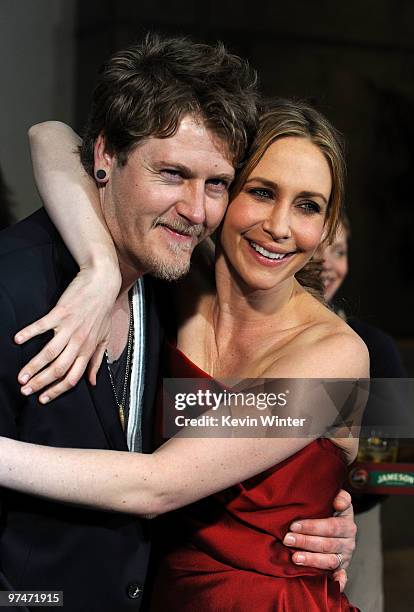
[209,252,301,349]
[175,249,312,378]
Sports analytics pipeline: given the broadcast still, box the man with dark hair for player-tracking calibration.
[0,34,355,611]
[0,33,258,612]
[80,33,257,177]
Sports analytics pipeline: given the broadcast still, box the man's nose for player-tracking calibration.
[262,204,292,241]
[175,182,206,226]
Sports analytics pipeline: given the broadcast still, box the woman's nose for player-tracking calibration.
[262,205,292,241]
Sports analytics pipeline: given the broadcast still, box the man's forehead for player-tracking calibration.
[175,114,209,137]
[140,115,235,169]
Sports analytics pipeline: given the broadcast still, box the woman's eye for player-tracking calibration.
[248,187,273,199]
[298,201,321,214]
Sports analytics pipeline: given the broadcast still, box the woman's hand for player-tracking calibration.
[15,263,121,403]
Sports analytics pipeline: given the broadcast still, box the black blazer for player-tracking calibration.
[0,209,162,611]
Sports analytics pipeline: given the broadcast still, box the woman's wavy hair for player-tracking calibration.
[230,98,346,299]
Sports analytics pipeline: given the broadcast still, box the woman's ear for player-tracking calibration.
[93,133,114,183]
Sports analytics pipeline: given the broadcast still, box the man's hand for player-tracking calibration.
[283,489,356,592]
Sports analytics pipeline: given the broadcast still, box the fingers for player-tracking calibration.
[283,531,350,555]
[332,489,353,515]
[87,343,107,386]
[20,340,80,397]
[289,550,347,571]
[18,332,71,385]
[288,515,357,539]
[15,268,115,401]
[37,356,90,404]
[332,569,348,592]
[14,313,59,345]
[283,524,356,569]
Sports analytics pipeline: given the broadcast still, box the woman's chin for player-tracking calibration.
[235,270,294,294]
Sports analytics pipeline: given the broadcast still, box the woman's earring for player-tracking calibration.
[96,169,107,181]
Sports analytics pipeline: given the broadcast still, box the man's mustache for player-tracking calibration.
[153,217,204,238]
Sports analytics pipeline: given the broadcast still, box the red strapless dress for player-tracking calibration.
[150,341,358,612]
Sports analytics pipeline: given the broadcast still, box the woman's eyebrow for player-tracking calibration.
[244,177,277,190]
[244,179,328,205]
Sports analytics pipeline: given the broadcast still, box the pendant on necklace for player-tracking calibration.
[119,405,125,431]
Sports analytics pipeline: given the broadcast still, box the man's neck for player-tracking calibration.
[107,254,146,360]
[107,287,135,362]
[118,254,145,294]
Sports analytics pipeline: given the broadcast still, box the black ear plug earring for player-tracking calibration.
[96,169,107,181]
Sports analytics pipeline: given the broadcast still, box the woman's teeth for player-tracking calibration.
[250,241,289,260]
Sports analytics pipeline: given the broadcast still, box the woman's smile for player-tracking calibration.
[246,238,296,267]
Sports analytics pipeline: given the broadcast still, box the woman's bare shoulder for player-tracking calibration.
[266,299,367,464]
[267,295,369,379]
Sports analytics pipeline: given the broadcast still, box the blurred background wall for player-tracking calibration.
[0,0,76,218]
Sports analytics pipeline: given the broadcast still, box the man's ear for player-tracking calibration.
[93,133,115,183]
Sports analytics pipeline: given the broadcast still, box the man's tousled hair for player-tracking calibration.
[80,33,259,174]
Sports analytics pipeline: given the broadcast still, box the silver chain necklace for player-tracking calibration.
[105,292,134,431]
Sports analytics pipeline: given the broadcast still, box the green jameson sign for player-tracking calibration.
[371,471,414,487]
[349,462,414,495]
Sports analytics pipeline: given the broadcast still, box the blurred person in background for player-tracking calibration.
[318,213,407,612]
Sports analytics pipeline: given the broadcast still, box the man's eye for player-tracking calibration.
[161,169,182,179]
[207,179,229,192]
[298,201,321,214]
[248,188,273,199]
